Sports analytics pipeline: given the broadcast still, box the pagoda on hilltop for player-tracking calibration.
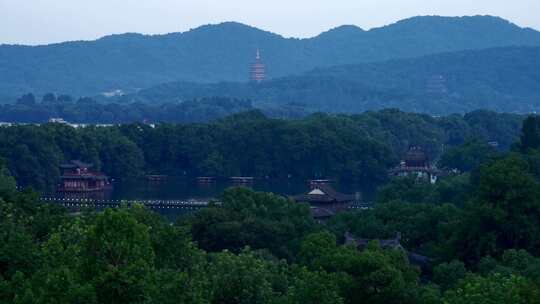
[425,74,449,96]
[249,49,266,83]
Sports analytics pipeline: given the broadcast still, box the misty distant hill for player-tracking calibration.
[122,46,540,115]
[1,15,540,97]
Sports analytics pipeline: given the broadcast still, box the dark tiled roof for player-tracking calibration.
[291,184,355,203]
[406,146,428,163]
[388,166,441,175]
[408,252,432,271]
[60,160,93,169]
[61,174,108,180]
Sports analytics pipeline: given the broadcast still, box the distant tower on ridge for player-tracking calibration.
[425,74,448,96]
[249,49,266,83]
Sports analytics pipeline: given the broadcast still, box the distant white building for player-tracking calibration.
[102,89,125,98]
[48,117,69,124]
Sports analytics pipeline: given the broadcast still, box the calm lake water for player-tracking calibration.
[49,177,377,203]
[43,178,378,220]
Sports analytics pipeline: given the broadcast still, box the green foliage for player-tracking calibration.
[0,109,524,190]
[449,154,540,263]
[128,205,204,270]
[150,269,210,304]
[297,231,339,268]
[519,115,540,152]
[297,231,423,304]
[0,112,540,304]
[286,267,344,304]
[0,160,16,194]
[438,139,497,172]
[376,177,439,204]
[94,128,145,180]
[524,148,540,178]
[206,250,287,304]
[463,110,525,150]
[478,249,540,281]
[328,201,460,256]
[376,174,473,207]
[0,221,39,279]
[188,187,316,259]
[82,208,154,304]
[442,274,539,304]
[0,124,145,187]
[433,260,468,291]
[0,97,254,124]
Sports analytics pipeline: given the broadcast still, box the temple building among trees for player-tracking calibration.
[388,146,441,184]
[291,180,357,220]
[249,49,266,83]
[58,160,111,192]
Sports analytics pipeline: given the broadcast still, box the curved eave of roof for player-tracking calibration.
[405,154,428,162]
[290,194,333,202]
[291,194,355,203]
[388,167,442,174]
[61,175,109,180]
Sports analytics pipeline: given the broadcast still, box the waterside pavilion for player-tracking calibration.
[58,160,111,192]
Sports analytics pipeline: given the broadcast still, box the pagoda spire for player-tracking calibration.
[249,48,266,83]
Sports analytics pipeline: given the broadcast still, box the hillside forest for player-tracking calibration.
[1,114,540,303]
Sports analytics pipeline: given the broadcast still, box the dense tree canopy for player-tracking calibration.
[519,115,540,152]
[438,139,498,172]
[1,97,254,124]
[186,187,316,259]
[0,112,539,303]
[0,109,523,190]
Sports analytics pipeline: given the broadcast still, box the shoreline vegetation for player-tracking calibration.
[2,10,540,304]
[1,114,540,303]
[0,109,523,190]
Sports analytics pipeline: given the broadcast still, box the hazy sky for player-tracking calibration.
[1,0,540,45]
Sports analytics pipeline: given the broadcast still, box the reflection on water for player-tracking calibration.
[49,177,377,203]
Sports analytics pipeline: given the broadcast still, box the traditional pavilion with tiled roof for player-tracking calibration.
[58,160,111,192]
[388,146,442,184]
[291,181,357,220]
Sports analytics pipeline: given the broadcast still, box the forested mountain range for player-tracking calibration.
[1,15,540,97]
[117,46,540,115]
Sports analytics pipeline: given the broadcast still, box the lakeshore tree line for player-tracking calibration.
[1,115,540,303]
[0,109,524,190]
[0,95,257,124]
